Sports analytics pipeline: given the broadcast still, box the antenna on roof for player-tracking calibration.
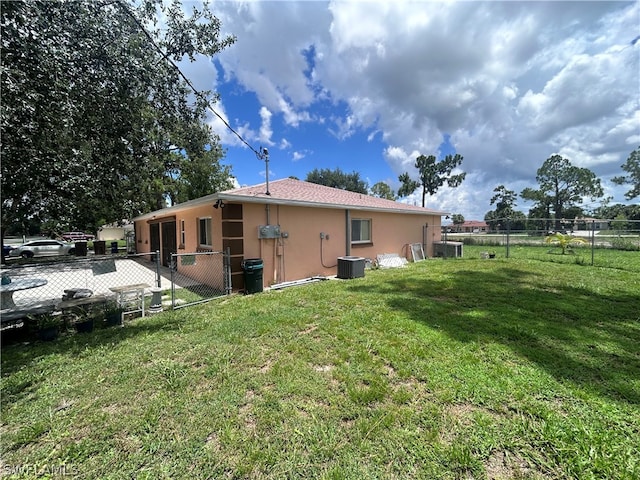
[259,147,270,195]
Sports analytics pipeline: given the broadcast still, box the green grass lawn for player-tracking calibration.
[2,256,639,479]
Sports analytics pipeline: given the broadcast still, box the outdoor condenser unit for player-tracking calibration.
[337,256,365,279]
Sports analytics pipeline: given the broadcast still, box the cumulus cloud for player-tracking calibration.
[292,150,312,162]
[258,106,274,146]
[198,0,639,219]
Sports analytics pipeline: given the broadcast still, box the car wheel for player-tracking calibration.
[21,251,34,259]
[68,249,76,256]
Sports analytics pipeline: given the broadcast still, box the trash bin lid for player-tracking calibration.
[242,258,263,269]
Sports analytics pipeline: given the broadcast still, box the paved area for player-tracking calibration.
[0,256,202,310]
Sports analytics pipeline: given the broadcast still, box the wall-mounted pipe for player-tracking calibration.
[345,209,351,256]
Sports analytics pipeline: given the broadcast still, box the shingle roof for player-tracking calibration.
[133,178,446,222]
[221,178,446,215]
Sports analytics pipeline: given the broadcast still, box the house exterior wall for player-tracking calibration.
[241,203,440,287]
[134,204,225,289]
[135,202,442,290]
[135,205,223,253]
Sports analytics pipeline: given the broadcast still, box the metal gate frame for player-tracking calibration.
[170,247,231,310]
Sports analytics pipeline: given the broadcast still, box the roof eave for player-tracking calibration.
[133,193,449,222]
[132,193,221,222]
[219,193,447,216]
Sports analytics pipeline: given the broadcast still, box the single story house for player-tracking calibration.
[458,220,489,233]
[133,178,447,290]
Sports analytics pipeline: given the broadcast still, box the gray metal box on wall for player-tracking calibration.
[258,225,281,239]
[337,256,365,279]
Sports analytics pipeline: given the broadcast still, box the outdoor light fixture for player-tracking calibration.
[214,199,225,209]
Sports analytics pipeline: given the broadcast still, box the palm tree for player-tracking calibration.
[544,233,587,255]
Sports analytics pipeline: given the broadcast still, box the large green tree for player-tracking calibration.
[613,147,640,200]
[593,203,640,222]
[305,168,368,194]
[398,154,466,207]
[521,155,603,230]
[484,185,526,231]
[370,181,397,200]
[1,0,234,239]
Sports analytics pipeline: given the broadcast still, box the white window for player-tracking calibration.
[198,217,212,247]
[351,218,371,244]
[180,219,186,247]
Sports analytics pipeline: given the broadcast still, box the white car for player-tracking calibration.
[8,240,76,259]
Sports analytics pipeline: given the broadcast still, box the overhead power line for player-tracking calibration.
[114,0,268,162]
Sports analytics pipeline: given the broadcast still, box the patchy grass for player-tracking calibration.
[1,257,639,479]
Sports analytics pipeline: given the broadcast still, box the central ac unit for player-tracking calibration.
[337,256,365,279]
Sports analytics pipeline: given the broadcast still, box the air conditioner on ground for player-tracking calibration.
[337,256,365,279]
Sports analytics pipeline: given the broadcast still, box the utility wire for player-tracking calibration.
[114,0,266,161]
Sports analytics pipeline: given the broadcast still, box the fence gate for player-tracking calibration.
[170,248,231,310]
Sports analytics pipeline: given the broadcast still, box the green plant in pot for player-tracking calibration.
[66,307,96,334]
[31,312,61,341]
[105,302,123,327]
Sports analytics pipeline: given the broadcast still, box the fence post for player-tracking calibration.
[590,221,595,266]
[155,250,161,287]
[506,218,511,258]
[224,247,232,295]
[170,253,176,310]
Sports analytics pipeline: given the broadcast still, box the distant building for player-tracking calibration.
[97,222,134,241]
[573,218,609,231]
[458,220,488,233]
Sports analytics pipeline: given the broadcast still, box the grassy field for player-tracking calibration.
[449,235,640,271]
[457,243,640,272]
[1,256,639,479]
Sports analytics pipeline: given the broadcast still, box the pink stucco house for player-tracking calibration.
[133,178,447,290]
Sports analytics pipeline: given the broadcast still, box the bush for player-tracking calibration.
[609,237,640,251]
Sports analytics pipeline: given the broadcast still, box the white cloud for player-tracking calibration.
[292,151,307,161]
[258,106,274,146]
[279,138,292,150]
[209,0,639,216]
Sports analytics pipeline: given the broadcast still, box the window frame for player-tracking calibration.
[198,217,212,247]
[179,219,186,248]
[351,218,372,245]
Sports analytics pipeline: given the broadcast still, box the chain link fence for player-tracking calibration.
[1,253,163,310]
[170,249,231,310]
[442,218,640,269]
[1,249,231,322]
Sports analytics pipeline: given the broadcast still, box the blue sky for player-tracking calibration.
[179,1,639,220]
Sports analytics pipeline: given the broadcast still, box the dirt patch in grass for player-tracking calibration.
[239,390,258,432]
[259,360,273,374]
[439,402,503,445]
[485,449,548,479]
